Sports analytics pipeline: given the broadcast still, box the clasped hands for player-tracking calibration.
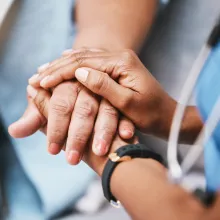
[9,49,177,175]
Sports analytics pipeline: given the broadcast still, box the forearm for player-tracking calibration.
[179,106,203,144]
[160,104,203,144]
[74,0,158,51]
[111,159,205,220]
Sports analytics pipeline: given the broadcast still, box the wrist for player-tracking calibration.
[151,97,202,144]
[73,28,138,52]
[157,103,203,144]
[83,154,107,177]
[101,144,165,205]
[146,96,177,140]
[110,158,165,202]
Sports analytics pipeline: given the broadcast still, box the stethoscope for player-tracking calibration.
[167,15,220,198]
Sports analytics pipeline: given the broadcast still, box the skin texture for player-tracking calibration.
[27,49,203,144]
[24,87,220,220]
[111,158,220,220]
[9,0,158,164]
[74,0,158,51]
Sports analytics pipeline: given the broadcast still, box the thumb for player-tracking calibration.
[75,67,133,112]
[8,96,46,138]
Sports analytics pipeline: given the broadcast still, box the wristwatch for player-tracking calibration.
[101,143,165,207]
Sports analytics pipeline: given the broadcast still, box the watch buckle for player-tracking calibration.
[109,153,132,162]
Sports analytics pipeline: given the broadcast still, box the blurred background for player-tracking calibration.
[0,0,220,219]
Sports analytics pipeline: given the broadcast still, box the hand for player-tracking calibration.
[9,80,135,165]
[9,83,137,172]
[29,49,203,143]
[8,95,48,137]
[28,49,176,140]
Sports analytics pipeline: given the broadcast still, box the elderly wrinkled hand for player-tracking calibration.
[11,81,138,174]
[8,49,135,165]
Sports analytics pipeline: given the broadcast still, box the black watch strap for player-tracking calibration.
[101,143,165,206]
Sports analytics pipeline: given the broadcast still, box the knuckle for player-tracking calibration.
[38,98,46,114]
[50,98,73,116]
[61,82,81,96]
[75,56,85,66]
[55,81,81,97]
[92,73,109,93]
[35,92,47,114]
[68,82,81,94]
[43,62,58,76]
[75,101,96,119]
[68,133,88,146]
[116,50,137,75]
[71,51,87,66]
[99,125,115,137]
[102,104,118,118]
[68,84,82,99]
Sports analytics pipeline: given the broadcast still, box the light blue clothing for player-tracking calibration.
[0,1,94,219]
[196,42,220,192]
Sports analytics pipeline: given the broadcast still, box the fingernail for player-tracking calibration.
[75,68,89,82]
[48,143,61,155]
[93,139,108,156]
[29,74,39,84]
[40,75,53,87]
[62,49,84,56]
[67,150,80,165]
[62,49,73,56]
[38,62,50,72]
[121,129,134,138]
[27,85,38,99]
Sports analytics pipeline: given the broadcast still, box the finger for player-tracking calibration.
[29,50,106,88]
[62,48,105,56]
[118,117,135,140]
[29,56,71,87]
[93,100,118,156]
[8,86,48,138]
[47,81,81,155]
[28,85,51,135]
[29,85,67,155]
[35,49,142,89]
[8,97,45,138]
[35,51,113,88]
[66,88,99,165]
[75,67,134,112]
[30,87,50,118]
[29,51,82,87]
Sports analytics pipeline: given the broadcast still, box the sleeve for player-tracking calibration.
[196,42,220,192]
